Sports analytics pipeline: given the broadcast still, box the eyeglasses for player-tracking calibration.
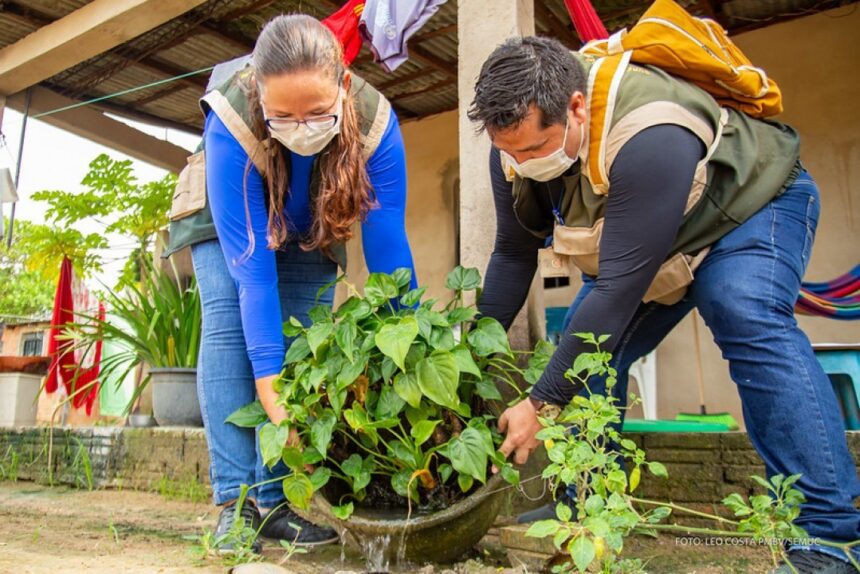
[264,114,339,132]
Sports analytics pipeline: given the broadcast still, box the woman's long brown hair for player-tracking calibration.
[244,14,373,258]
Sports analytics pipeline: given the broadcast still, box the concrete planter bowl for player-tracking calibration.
[150,367,203,427]
[305,471,507,564]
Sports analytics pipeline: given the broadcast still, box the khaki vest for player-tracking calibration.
[512,52,801,305]
[163,66,392,270]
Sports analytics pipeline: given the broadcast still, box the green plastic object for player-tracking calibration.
[622,418,730,433]
[675,412,740,430]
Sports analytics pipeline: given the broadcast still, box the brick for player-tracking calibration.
[724,465,767,484]
[646,447,720,464]
[721,449,763,465]
[720,432,754,450]
[644,433,721,450]
[663,463,723,483]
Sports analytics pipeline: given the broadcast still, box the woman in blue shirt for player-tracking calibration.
[193,14,415,551]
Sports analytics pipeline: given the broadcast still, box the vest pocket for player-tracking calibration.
[551,220,603,277]
[643,248,709,305]
[169,150,207,221]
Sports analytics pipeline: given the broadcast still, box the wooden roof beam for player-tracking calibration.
[0,0,209,96]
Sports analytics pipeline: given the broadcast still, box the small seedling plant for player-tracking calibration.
[229,267,553,519]
[525,335,858,573]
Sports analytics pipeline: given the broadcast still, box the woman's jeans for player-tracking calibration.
[192,239,336,508]
[562,171,860,560]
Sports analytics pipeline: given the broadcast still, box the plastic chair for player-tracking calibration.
[813,344,860,430]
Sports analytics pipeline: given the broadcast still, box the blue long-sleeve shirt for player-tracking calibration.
[205,110,416,379]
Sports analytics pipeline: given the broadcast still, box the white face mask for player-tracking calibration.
[264,88,344,157]
[500,116,584,182]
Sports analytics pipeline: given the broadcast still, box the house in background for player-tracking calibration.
[0,317,50,357]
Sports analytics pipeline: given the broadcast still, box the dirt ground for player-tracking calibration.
[0,481,779,574]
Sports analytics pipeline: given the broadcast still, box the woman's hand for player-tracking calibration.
[256,375,309,469]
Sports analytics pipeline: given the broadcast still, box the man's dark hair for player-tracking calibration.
[468,36,586,133]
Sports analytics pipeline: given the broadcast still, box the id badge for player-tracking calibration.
[538,246,570,278]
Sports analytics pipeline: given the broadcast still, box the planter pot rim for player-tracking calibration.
[311,471,507,534]
[149,367,197,375]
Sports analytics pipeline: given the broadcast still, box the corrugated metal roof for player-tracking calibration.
[0,0,854,134]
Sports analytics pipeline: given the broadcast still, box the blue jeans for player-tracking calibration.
[563,171,860,560]
[191,239,337,508]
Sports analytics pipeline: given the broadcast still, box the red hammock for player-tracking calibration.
[563,0,609,42]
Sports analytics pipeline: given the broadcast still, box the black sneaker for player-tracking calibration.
[769,550,859,574]
[213,499,262,554]
[259,503,339,546]
[516,490,576,524]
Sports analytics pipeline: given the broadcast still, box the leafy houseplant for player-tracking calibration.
[65,258,202,425]
[230,266,553,520]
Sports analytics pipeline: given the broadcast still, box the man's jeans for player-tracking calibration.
[562,171,860,560]
[191,239,336,508]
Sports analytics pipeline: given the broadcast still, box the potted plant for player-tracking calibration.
[0,355,52,427]
[229,266,554,563]
[67,259,202,426]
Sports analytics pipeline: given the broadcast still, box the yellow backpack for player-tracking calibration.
[579,0,783,190]
[582,0,782,116]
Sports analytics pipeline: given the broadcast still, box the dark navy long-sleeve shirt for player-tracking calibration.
[479,125,705,406]
[205,110,416,379]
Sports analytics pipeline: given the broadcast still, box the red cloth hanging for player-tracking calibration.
[564,0,609,42]
[44,256,103,415]
[322,0,366,66]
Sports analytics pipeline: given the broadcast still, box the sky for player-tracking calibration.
[0,107,201,290]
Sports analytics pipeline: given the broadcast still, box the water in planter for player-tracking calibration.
[362,533,391,573]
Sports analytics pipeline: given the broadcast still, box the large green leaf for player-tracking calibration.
[259,422,289,469]
[466,317,512,357]
[451,345,481,377]
[570,536,596,572]
[445,266,482,292]
[282,473,314,511]
[429,326,456,351]
[284,336,311,364]
[476,379,503,401]
[447,306,478,325]
[375,317,419,371]
[335,320,358,362]
[310,410,337,458]
[375,384,406,419]
[282,316,304,337]
[342,453,373,492]
[336,296,372,320]
[225,400,268,428]
[400,287,426,307]
[416,351,460,409]
[410,419,441,446]
[364,273,399,307]
[447,427,489,483]
[306,322,333,359]
[391,267,412,291]
[393,371,422,408]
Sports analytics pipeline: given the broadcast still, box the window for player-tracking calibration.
[21,332,44,356]
[543,276,571,290]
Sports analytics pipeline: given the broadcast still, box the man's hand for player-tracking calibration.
[493,398,543,472]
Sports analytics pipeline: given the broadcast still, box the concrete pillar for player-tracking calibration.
[458,0,549,512]
[457,0,543,345]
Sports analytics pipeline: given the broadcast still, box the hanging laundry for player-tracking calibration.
[359,0,448,73]
[563,0,609,42]
[323,0,366,66]
[45,256,104,414]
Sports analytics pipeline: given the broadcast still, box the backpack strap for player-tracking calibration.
[201,90,269,176]
[583,50,631,195]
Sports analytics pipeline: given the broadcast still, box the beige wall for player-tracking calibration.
[341,110,460,304]
[654,6,860,427]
